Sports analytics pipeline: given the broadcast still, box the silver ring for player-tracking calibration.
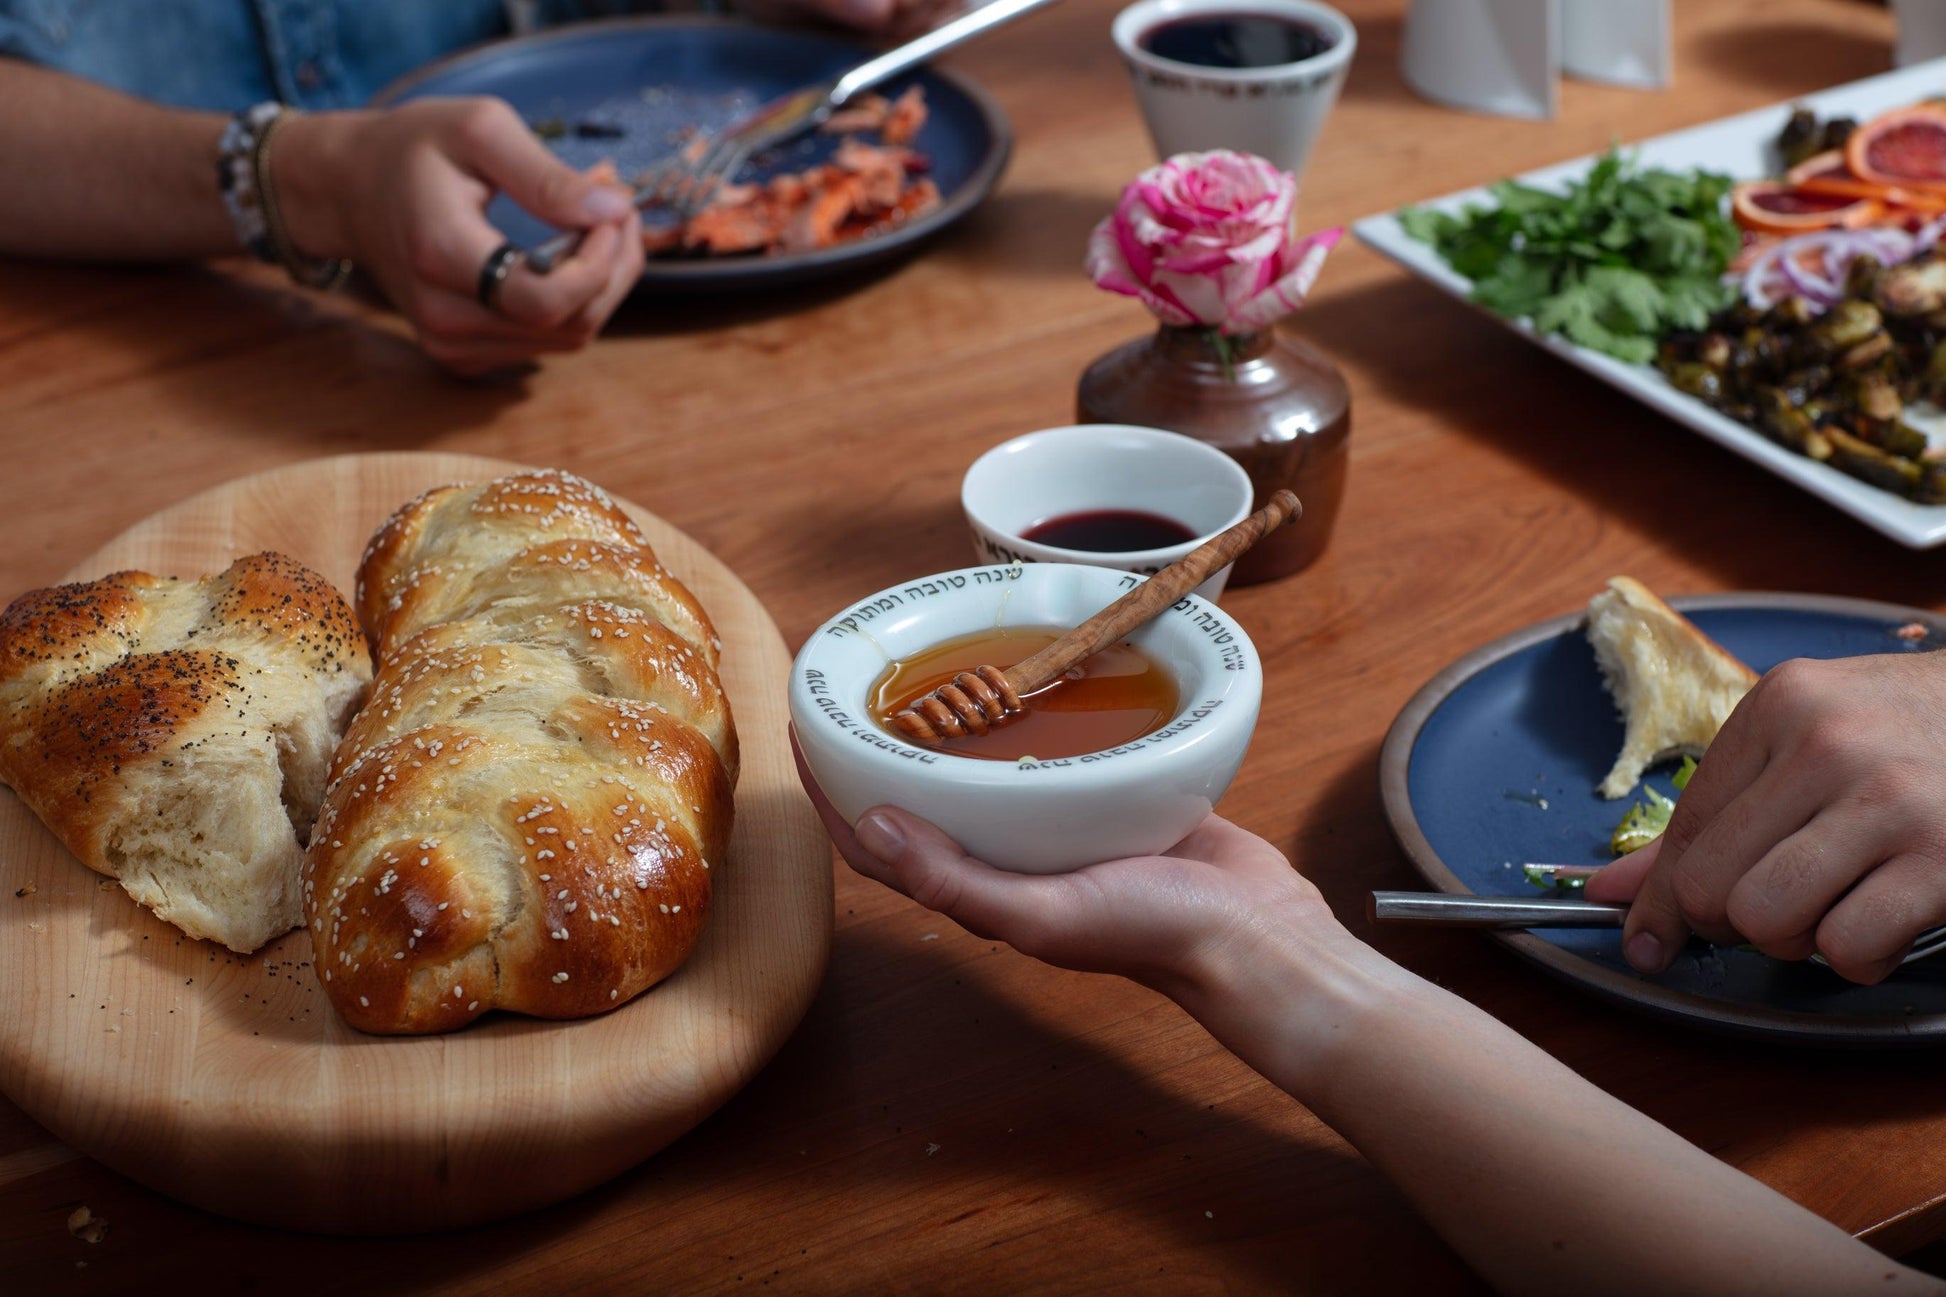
[476,242,520,311]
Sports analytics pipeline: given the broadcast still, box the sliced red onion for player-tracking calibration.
[1855,227,1917,262]
[1733,226,1935,311]
[1779,244,1843,303]
[1741,242,1795,310]
[1819,238,1849,280]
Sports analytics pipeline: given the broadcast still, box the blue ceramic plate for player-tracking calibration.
[1379,593,1946,1046]
[373,17,1011,291]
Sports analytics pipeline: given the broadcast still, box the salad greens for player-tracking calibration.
[1608,756,1699,855]
[1399,149,1742,364]
[1521,757,1700,892]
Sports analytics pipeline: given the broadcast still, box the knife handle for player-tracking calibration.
[1368,891,1629,928]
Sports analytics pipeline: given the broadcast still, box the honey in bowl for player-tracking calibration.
[870,627,1179,761]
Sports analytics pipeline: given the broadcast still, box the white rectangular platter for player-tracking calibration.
[1353,59,1946,549]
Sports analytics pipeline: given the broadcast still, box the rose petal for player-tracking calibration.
[1113,212,1157,285]
[1226,228,1341,332]
[1151,269,1230,327]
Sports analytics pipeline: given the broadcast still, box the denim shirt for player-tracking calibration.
[0,1,652,111]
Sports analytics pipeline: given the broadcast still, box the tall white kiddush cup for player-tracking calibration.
[1112,0,1356,180]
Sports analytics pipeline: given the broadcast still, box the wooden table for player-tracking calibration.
[5,0,1945,1290]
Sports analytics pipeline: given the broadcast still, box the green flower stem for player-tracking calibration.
[1208,328,1235,383]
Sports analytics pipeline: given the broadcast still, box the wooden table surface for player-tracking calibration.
[5,0,1946,1291]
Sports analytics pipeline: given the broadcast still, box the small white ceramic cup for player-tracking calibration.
[961,425,1255,601]
[1111,0,1357,179]
[790,562,1262,873]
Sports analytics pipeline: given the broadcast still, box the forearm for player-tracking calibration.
[1177,923,1939,1297]
[0,60,234,260]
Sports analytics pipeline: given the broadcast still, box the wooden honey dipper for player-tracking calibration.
[890,490,1301,743]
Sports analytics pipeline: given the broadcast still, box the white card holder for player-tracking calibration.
[1560,0,1671,89]
[1401,0,1555,120]
[1402,0,1670,120]
[1893,0,1946,67]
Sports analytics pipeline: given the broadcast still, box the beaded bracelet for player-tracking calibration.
[216,102,279,264]
[217,102,352,291]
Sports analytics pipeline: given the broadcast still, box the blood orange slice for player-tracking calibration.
[1729,180,1880,234]
[1846,104,1946,191]
[1785,149,1851,185]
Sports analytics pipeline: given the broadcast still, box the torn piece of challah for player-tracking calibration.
[1586,576,1758,800]
[0,552,371,951]
[306,469,738,1035]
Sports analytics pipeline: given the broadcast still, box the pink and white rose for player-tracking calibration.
[1086,150,1340,335]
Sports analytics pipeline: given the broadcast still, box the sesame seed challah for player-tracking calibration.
[305,469,737,1035]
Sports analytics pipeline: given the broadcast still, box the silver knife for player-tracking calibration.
[1371,891,1946,968]
[1368,891,1628,928]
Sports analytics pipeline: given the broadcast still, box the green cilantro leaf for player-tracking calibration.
[1399,147,1740,363]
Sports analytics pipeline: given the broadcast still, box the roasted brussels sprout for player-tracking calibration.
[1666,363,1724,401]
[1656,221,1946,503]
[1777,108,1819,166]
[1776,108,1858,168]
[1877,257,1946,317]
[1843,370,1904,422]
[1814,300,1885,353]
[1826,427,1923,493]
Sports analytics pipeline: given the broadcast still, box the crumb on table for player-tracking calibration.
[66,1206,108,1244]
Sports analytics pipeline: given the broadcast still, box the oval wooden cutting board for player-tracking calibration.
[0,452,832,1233]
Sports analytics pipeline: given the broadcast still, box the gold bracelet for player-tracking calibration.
[251,108,353,292]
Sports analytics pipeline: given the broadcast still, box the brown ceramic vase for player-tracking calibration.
[1076,324,1350,585]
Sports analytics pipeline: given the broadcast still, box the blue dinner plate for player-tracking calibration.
[373,17,1011,291]
[1380,593,1946,1046]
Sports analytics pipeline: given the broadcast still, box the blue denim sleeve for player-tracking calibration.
[0,0,277,110]
[0,1,64,63]
[0,1,679,112]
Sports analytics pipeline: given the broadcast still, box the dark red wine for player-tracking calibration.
[1139,13,1335,69]
[1020,509,1199,553]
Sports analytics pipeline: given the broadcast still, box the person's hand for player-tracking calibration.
[1586,651,1946,985]
[274,98,643,376]
[791,739,1333,1002]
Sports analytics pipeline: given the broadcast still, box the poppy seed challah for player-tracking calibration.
[0,551,371,951]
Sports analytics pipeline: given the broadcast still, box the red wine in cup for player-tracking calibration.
[1139,12,1335,69]
[1019,509,1199,553]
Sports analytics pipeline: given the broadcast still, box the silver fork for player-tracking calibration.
[523,0,1062,274]
[524,110,769,273]
[523,132,721,274]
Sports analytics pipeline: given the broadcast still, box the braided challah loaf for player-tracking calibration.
[0,552,371,952]
[306,470,738,1034]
